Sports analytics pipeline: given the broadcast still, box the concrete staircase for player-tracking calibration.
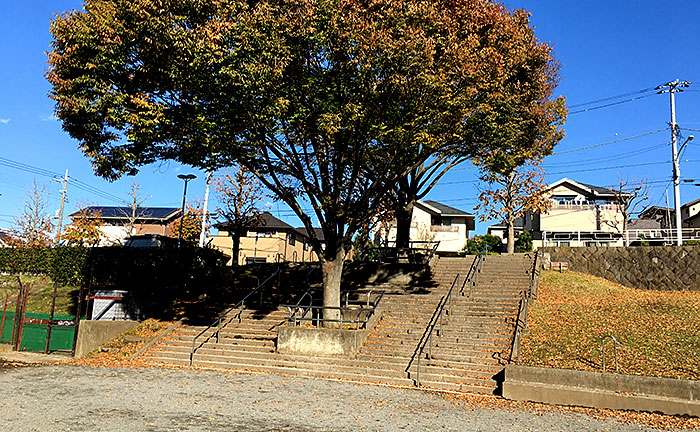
[142,254,534,395]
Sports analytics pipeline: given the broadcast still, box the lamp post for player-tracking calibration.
[177,174,197,248]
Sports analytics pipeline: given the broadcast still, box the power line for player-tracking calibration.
[568,87,656,109]
[436,160,700,186]
[569,93,657,115]
[551,128,668,155]
[0,156,122,203]
[543,142,667,168]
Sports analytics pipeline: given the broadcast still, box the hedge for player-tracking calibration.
[0,246,227,289]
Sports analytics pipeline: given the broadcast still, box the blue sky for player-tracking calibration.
[1,1,700,235]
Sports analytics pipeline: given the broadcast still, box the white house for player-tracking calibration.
[374,200,475,253]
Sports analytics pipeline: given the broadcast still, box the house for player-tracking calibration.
[67,206,181,246]
[682,197,700,228]
[638,206,674,229]
[522,178,630,247]
[373,200,475,254]
[211,212,319,265]
[0,230,14,247]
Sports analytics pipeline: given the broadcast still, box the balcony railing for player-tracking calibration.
[542,228,700,247]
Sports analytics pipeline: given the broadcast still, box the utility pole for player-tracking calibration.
[657,79,691,245]
[199,170,212,247]
[54,169,69,245]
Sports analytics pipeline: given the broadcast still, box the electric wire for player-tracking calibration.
[568,87,656,109]
[569,93,657,115]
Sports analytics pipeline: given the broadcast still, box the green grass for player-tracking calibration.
[520,271,700,380]
[0,275,78,316]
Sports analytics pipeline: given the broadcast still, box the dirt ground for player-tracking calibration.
[2,363,699,432]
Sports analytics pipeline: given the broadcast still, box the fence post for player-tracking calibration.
[44,282,59,354]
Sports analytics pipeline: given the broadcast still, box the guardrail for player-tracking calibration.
[281,290,385,330]
[409,274,460,387]
[190,268,280,365]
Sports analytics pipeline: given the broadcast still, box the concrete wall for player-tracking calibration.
[541,246,700,291]
[503,365,700,417]
[74,320,139,358]
[277,306,384,357]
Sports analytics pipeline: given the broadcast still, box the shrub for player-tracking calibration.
[515,231,533,252]
[463,234,502,255]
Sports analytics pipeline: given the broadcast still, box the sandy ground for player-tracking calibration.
[2,364,697,432]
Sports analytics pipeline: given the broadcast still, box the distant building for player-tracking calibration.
[373,200,475,253]
[682,198,700,228]
[211,212,320,265]
[67,206,181,246]
[521,178,630,247]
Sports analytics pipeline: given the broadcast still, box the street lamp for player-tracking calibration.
[177,174,197,248]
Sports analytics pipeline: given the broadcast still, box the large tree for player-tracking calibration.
[48,0,563,324]
[390,9,566,248]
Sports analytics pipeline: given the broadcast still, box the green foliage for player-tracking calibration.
[683,240,700,246]
[353,238,380,262]
[0,247,227,295]
[463,235,502,255]
[515,231,533,253]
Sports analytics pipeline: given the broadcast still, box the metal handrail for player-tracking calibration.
[601,335,619,372]
[509,251,539,364]
[460,244,488,297]
[281,290,385,330]
[410,273,460,387]
[190,268,280,365]
[376,241,441,264]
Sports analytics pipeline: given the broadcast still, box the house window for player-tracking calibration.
[288,232,296,246]
[431,216,452,226]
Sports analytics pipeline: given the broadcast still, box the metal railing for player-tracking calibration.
[190,268,280,365]
[601,335,619,372]
[409,274,460,387]
[281,290,385,330]
[460,244,488,298]
[376,241,440,264]
[542,227,700,247]
[509,251,539,364]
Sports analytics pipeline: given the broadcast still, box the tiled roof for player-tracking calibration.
[421,200,473,217]
[215,212,298,232]
[296,227,325,241]
[68,206,181,220]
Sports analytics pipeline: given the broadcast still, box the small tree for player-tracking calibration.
[64,206,104,246]
[463,234,503,255]
[475,164,551,254]
[214,167,266,265]
[121,183,147,238]
[168,204,203,244]
[13,180,55,247]
[603,176,650,246]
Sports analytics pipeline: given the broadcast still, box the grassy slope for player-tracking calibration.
[0,275,77,316]
[520,271,700,380]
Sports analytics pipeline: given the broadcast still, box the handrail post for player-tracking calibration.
[601,335,619,372]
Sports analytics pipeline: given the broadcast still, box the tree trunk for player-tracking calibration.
[506,213,515,254]
[321,247,347,328]
[230,230,243,266]
[395,201,414,249]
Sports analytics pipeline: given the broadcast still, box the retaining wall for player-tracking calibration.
[503,365,700,417]
[541,246,700,291]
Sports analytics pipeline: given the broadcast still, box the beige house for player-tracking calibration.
[374,200,475,253]
[211,212,320,265]
[523,178,629,247]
